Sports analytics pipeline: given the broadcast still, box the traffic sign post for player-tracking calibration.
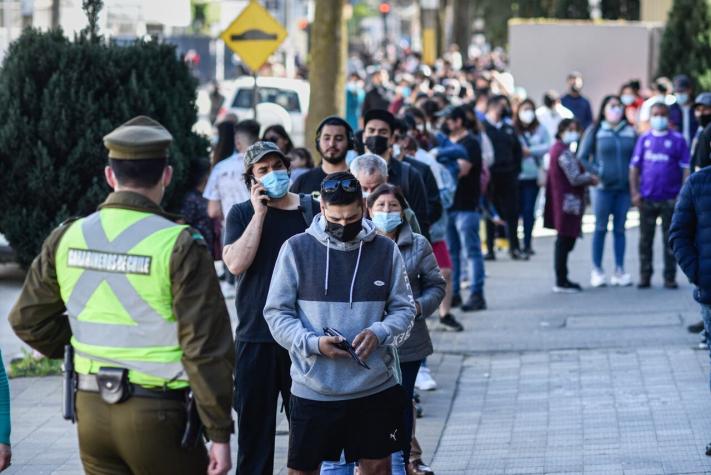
[220,0,289,120]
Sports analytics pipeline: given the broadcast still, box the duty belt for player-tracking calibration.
[77,373,188,402]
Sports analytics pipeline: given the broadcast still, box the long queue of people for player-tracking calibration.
[183,61,711,474]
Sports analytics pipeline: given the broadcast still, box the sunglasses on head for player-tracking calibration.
[265,135,280,142]
[321,178,359,194]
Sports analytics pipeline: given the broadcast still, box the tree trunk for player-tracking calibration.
[305,0,347,161]
[451,0,472,55]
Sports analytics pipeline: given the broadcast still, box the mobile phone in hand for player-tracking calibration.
[323,327,370,369]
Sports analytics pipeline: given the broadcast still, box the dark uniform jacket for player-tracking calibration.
[9,191,235,442]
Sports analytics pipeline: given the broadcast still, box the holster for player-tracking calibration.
[96,367,131,404]
[180,391,205,449]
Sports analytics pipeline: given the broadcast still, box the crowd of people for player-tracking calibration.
[6,46,711,475]
[179,49,711,473]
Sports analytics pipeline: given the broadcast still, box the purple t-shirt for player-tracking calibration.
[630,130,690,201]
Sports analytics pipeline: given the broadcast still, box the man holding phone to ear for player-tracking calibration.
[222,141,319,475]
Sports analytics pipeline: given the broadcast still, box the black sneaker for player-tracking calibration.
[510,249,529,261]
[524,247,536,256]
[484,252,496,261]
[637,279,651,289]
[664,280,679,289]
[706,442,711,456]
[439,313,464,331]
[415,401,423,418]
[450,294,462,308]
[688,321,705,334]
[461,294,487,312]
[553,281,582,293]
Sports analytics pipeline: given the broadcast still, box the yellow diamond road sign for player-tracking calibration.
[220,0,288,73]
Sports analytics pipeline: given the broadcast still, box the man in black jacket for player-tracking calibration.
[362,109,431,240]
[394,118,443,228]
[484,95,526,260]
[670,166,711,453]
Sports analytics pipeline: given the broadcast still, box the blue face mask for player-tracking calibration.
[676,93,689,106]
[401,87,412,98]
[372,212,402,233]
[260,170,290,198]
[650,115,669,131]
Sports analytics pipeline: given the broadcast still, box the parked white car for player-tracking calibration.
[221,76,310,146]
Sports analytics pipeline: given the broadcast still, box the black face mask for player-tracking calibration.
[440,123,451,136]
[365,135,390,156]
[325,219,362,242]
[700,113,711,128]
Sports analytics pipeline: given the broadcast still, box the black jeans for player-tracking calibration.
[487,172,521,253]
[555,235,577,285]
[399,360,422,464]
[639,199,676,282]
[233,341,292,475]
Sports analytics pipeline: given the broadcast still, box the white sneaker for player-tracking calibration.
[415,366,437,391]
[220,280,236,299]
[610,270,632,287]
[590,268,607,288]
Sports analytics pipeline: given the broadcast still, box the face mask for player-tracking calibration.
[562,131,580,144]
[372,212,402,233]
[365,135,390,156]
[416,123,425,133]
[605,106,624,123]
[650,115,669,131]
[392,144,401,158]
[260,170,290,198]
[362,191,371,200]
[699,113,711,128]
[325,218,362,242]
[676,93,689,106]
[401,87,412,98]
[519,109,535,125]
[620,94,636,106]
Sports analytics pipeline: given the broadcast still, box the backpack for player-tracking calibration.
[298,193,320,226]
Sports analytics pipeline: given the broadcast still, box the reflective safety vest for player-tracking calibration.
[55,208,189,388]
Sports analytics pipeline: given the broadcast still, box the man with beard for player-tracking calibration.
[290,116,354,196]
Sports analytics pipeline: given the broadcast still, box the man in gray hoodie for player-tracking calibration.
[264,171,416,475]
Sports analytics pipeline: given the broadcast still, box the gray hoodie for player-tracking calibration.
[264,214,416,402]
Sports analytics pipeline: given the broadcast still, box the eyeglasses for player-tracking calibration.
[265,135,281,143]
[321,178,359,194]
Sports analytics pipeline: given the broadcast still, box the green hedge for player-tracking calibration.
[0,23,208,267]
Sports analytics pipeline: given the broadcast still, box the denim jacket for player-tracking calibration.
[577,121,637,191]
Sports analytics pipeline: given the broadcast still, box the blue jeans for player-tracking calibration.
[591,188,630,270]
[446,210,485,297]
[518,179,540,251]
[320,360,421,475]
[702,305,711,392]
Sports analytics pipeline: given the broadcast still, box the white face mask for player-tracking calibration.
[392,144,401,158]
[519,109,535,125]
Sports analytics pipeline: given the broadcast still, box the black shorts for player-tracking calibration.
[287,385,407,471]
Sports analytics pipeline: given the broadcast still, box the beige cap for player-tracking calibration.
[103,116,173,160]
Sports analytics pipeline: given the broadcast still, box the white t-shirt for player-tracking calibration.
[203,152,250,219]
[536,104,574,139]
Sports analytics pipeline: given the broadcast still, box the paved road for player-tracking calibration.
[1,222,709,474]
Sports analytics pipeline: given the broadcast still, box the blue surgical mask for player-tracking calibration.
[676,93,689,106]
[372,212,402,233]
[650,115,669,131]
[401,86,412,98]
[562,131,580,144]
[260,170,290,198]
[621,94,636,106]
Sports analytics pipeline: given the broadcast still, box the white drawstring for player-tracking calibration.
[349,240,363,308]
[324,237,330,295]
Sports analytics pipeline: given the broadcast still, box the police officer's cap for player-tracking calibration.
[694,92,711,108]
[103,116,173,160]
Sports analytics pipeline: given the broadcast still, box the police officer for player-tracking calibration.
[9,116,234,475]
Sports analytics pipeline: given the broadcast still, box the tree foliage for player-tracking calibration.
[0,5,207,267]
[658,0,711,91]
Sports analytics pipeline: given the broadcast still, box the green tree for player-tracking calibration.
[658,0,711,90]
[0,1,208,267]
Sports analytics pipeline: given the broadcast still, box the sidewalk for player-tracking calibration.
[2,225,711,474]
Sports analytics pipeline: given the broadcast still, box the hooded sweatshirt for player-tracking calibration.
[264,214,416,402]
